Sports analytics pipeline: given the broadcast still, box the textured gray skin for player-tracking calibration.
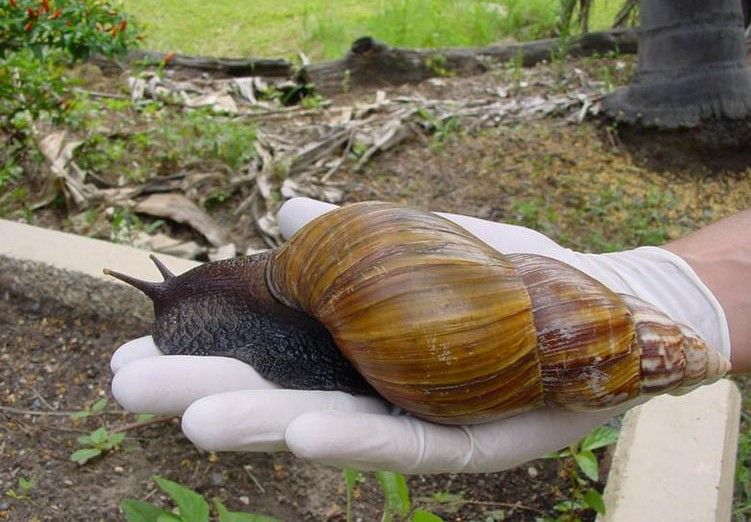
[603,0,751,128]
[116,253,371,394]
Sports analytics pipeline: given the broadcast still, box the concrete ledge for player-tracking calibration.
[0,219,199,322]
[601,379,741,522]
[1,219,743,519]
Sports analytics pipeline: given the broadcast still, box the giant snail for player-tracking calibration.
[105,202,730,425]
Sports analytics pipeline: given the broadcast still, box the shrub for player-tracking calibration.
[0,0,140,133]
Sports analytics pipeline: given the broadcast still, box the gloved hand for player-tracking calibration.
[110,197,730,473]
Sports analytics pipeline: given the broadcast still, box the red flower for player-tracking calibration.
[119,19,127,32]
[27,7,37,18]
[164,51,175,64]
[24,21,33,31]
[50,8,61,19]
[40,0,50,13]
[9,0,17,8]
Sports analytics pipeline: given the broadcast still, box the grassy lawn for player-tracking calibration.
[123,0,623,59]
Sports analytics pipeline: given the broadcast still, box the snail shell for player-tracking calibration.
[266,202,729,424]
[108,202,730,425]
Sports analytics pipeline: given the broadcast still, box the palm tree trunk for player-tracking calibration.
[602,0,751,129]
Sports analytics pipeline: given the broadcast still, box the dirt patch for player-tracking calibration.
[0,290,603,521]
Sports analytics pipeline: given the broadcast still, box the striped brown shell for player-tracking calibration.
[266,202,730,424]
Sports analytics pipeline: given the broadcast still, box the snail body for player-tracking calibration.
[107,202,730,425]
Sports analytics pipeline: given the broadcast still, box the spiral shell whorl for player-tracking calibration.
[267,202,545,424]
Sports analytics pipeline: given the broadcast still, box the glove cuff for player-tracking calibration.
[577,246,731,359]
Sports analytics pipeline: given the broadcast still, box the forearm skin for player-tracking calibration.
[665,210,751,374]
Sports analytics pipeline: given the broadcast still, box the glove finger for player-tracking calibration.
[278,197,338,239]
[110,336,162,374]
[460,407,625,473]
[181,390,388,452]
[285,406,630,474]
[111,355,279,415]
[276,199,583,267]
[437,212,581,265]
[285,411,474,473]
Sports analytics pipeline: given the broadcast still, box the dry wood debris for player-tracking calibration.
[38,64,611,256]
[241,68,608,245]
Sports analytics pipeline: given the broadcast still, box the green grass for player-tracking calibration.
[123,0,623,59]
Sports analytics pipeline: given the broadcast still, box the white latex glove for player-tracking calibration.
[111,198,730,473]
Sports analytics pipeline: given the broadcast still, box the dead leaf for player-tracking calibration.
[133,231,207,259]
[134,193,227,247]
[208,243,237,261]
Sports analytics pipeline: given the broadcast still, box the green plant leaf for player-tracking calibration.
[215,499,281,522]
[18,476,35,492]
[70,448,102,464]
[91,398,109,412]
[88,426,109,446]
[76,433,93,445]
[583,489,606,514]
[153,476,209,522]
[108,432,126,447]
[376,471,410,516]
[121,499,171,522]
[343,468,362,492]
[574,450,599,482]
[343,467,363,522]
[70,410,91,420]
[136,413,156,422]
[411,510,445,522]
[580,426,619,451]
[156,514,182,522]
[542,448,568,459]
[422,491,464,504]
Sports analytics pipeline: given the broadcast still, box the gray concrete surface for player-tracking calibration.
[600,379,741,521]
[0,219,198,322]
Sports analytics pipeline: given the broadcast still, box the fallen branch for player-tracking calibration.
[95,51,293,78]
[0,405,125,417]
[300,29,638,95]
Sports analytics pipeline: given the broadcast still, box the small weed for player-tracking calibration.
[551,0,576,85]
[541,425,619,520]
[121,475,280,522]
[5,475,36,501]
[0,156,24,191]
[71,426,125,465]
[507,47,526,92]
[109,207,142,245]
[70,397,109,420]
[415,108,461,147]
[734,414,751,520]
[300,93,327,109]
[204,190,232,211]
[425,54,452,78]
[75,106,257,185]
[342,468,444,522]
[342,69,352,94]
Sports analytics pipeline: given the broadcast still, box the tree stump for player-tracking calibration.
[602,0,751,135]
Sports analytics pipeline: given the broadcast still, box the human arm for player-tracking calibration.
[663,210,751,373]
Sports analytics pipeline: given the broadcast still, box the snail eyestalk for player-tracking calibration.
[148,254,176,281]
[103,267,166,301]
